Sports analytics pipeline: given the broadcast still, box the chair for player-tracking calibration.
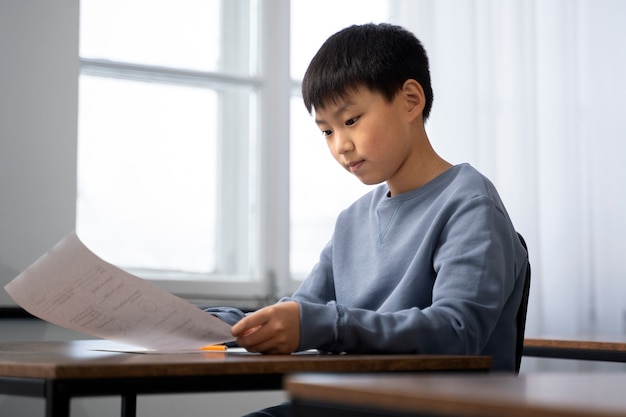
[514,232,531,373]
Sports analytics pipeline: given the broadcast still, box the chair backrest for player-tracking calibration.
[515,232,531,373]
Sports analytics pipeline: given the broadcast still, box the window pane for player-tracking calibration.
[80,0,256,75]
[289,1,390,275]
[77,75,218,273]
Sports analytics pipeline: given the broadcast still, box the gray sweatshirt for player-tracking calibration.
[209,164,528,372]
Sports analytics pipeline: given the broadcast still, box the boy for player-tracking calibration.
[208,23,528,416]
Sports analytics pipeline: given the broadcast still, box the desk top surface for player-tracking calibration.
[0,340,491,380]
[286,372,626,417]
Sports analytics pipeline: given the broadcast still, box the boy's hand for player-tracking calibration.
[231,301,300,354]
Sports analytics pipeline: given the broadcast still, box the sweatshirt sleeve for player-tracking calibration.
[280,239,343,351]
[203,306,247,326]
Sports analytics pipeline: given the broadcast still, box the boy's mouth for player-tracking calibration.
[347,160,365,173]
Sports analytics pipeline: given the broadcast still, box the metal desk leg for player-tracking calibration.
[45,381,70,417]
[121,393,137,417]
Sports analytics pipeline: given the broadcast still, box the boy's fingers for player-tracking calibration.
[231,312,265,336]
[240,324,262,336]
[235,326,271,352]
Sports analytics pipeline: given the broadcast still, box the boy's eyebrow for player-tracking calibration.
[314,101,356,125]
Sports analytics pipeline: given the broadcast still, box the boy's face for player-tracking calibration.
[313,86,420,195]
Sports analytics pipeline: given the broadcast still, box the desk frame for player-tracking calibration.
[0,373,287,417]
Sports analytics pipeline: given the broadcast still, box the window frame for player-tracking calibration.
[78,0,296,308]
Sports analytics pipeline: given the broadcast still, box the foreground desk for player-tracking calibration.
[286,372,626,417]
[524,335,626,362]
[0,340,491,417]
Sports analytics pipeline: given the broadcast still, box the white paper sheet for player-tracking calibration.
[4,232,235,351]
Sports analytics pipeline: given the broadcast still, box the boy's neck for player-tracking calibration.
[387,131,452,197]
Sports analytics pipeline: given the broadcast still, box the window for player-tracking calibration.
[77,0,391,306]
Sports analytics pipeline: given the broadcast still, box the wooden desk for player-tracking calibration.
[523,335,626,362]
[286,372,626,417]
[0,340,490,417]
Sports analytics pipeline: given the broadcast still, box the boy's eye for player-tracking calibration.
[345,117,359,126]
[321,129,332,137]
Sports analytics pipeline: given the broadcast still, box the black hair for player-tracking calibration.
[302,23,433,121]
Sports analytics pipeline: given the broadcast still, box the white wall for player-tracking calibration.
[0,0,78,306]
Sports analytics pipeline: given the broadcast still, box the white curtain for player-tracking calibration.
[392,0,626,341]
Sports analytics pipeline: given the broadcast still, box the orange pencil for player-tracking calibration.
[198,344,227,351]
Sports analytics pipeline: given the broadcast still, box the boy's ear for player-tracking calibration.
[402,79,425,121]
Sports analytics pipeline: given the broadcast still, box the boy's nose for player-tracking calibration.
[334,132,354,155]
